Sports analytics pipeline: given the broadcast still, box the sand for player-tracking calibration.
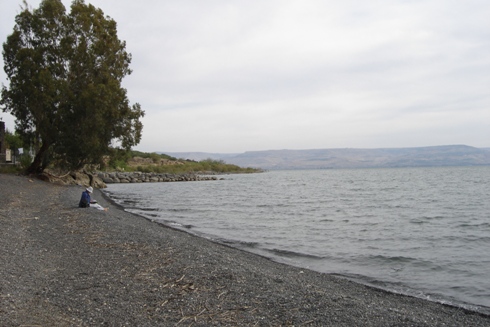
[1,173,489,326]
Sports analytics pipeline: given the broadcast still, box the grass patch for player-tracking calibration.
[0,164,23,174]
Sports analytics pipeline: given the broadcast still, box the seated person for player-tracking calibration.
[79,186,108,211]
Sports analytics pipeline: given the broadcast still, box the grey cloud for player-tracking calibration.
[1,0,489,152]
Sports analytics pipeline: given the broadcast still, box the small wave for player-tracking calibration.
[167,208,193,212]
[422,215,445,220]
[217,239,259,248]
[137,207,159,212]
[350,222,380,227]
[368,254,417,264]
[457,223,490,229]
[152,218,187,228]
[266,248,323,260]
[122,199,139,204]
[459,236,490,243]
[409,219,428,224]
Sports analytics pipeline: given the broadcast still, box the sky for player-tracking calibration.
[1,0,489,153]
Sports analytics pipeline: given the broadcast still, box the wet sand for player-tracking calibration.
[1,173,489,326]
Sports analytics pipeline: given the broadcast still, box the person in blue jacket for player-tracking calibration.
[79,186,93,208]
[79,186,108,211]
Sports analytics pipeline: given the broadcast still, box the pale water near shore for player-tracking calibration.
[104,166,490,313]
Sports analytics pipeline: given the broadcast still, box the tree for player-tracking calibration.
[1,0,144,173]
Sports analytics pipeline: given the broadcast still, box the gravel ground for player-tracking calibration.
[1,173,489,326]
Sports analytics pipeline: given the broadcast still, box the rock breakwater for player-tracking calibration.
[98,172,218,184]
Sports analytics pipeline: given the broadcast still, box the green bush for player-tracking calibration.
[19,154,33,170]
[110,159,129,171]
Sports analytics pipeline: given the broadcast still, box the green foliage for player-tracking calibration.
[106,148,131,170]
[84,146,260,174]
[108,150,262,174]
[4,129,23,154]
[110,159,128,171]
[1,0,144,174]
[129,150,177,161]
[0,152,32,174]
[19,153,33,170]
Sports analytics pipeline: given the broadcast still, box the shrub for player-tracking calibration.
[19,154,33,170]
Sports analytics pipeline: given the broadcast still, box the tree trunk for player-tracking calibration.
[27,142,50,174]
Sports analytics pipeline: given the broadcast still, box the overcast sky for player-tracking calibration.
[1,0,489,153]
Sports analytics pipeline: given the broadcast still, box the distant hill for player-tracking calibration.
[163,145,490,170]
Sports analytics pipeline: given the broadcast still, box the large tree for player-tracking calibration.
[1,0,144,173]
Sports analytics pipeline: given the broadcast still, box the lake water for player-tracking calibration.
[103,166,490,314]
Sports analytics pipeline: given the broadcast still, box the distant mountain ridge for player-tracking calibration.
[163,145,490,170]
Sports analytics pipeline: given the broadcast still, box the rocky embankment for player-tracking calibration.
[41,170,218,189]
[97,171,218,184]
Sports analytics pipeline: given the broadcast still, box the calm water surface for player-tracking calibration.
[104,166,490,313]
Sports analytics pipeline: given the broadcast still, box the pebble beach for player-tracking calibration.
[1,173,489,326]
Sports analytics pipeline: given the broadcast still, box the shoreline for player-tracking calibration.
[1,173,490,326]
[102,177,490,316]
[105,189,487,316]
